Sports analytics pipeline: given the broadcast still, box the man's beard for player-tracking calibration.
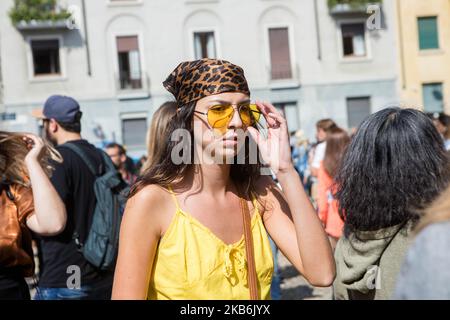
[44,127,58,147]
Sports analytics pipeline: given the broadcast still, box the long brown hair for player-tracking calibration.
[0,131,62,186]
[323,127,350,178]
[129,101,264,199]
[316,119,337,132]
[143,101,177,172]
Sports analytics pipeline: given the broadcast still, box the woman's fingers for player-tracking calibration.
[247,126,262,145]
[268,112,287,129]
[22,136,34,149]
[26,134,43,145]
[256,100,276,127]
[255,100,288,129]
[22,134,44,156]
[260,101,282,116]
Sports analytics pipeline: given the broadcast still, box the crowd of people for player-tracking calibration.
[1,58,450,300]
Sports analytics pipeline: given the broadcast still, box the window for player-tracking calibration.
[423,83,444,113]
[268,27,292,80]
[193,32,216,59]
[31,39,60,76]
[274,102,299,131]
[116,36,142,90]
[418,17,439,50]
[122,117,147,148]
[346,97,371,129]
[341,23,366,58]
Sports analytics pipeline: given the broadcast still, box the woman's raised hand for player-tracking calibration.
[247,101,294,175]
[23,133,45,164]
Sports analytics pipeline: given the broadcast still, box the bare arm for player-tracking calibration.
[249,101,335,287]
[23,134,67,235]
[112,186,162,300]
[278,168,334,286]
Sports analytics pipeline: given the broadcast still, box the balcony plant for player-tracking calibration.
[9,0,72,27]
[328,0,382,14]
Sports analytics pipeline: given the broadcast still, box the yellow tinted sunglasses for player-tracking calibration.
[194,103,262,130]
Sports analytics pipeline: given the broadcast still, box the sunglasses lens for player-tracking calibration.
[250,104,261,123]
[240,104,261,126]
[207,105,234,129]
[239,104,253,126]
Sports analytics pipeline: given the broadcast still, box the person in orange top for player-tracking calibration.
[317,127,350,250]
[1,132,66,300]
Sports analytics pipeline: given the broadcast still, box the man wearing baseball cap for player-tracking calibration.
[32,95,114,300]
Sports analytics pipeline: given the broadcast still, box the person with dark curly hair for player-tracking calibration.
[333,108,450,300]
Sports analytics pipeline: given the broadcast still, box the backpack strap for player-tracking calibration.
[375,222,408,267]
[98,149,117,173]
[61,142,102,177]
[59,142,105,250]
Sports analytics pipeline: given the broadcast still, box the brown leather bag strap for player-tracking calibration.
[239,196,259,300]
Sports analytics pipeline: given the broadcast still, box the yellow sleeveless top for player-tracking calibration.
[147,188,274,300]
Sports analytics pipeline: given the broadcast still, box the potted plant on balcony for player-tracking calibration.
[9,0,73,30]
[328,0,382,15]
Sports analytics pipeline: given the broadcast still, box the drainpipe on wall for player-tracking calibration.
[314,0,322,60]
[396,0,406,90]
[81,0,92,76]
[0,33,4,115]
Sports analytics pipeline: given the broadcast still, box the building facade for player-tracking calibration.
[396,0,450,114]
[0,0,400,158]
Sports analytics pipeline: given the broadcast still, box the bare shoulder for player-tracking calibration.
[124,184,175,235]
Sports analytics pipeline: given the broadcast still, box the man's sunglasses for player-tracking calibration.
[194,103,262,132]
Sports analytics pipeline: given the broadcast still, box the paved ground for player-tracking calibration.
[278,253,333,300]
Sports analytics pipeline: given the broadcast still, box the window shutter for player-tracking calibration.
[269,28,292,80]
[423,83,444,113]
[346,97,371,128]
[122,118,147,148]
[117,36,139,53]
[418,17,439,50]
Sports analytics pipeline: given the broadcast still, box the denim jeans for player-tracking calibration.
[269,237,282,300]
[34,281,112,300]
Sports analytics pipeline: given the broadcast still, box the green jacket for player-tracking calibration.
[333,222,412,300]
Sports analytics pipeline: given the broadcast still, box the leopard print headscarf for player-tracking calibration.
[163,58,250,107]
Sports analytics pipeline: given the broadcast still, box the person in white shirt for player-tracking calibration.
[310,119,337,178]
[309,119,337,205]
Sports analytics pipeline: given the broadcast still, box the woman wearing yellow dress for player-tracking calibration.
[112,59,335,300]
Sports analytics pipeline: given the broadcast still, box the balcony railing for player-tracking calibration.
[115,71,150,99]
[267,63,301,89]
[15,19,73,30]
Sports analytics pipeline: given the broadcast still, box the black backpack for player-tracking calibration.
[62,143,130,271]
